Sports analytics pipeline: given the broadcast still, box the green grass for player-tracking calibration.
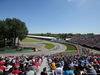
[54,42,77,55]
[55,51,77,55]
[0,47,14,51]
[60,43,77,51]
[23,47,35,49]
[42,43,55,49]
[0,50,41,54]
[0,51,33,54]
[21,38,43,42]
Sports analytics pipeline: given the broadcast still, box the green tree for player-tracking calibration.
[0,20,6,47]
[0,18,28,47]
[11,18,28,46]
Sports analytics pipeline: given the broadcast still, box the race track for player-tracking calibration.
[0,38,67,56]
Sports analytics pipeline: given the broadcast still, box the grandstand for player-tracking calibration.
[69,35,100,49]
[27,35,56,41]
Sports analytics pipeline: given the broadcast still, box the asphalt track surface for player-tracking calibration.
[0,38,67,56]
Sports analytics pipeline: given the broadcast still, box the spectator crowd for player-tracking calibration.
[0,55,44,75]
[69,35,100,48]
[0,54,100,75]
[47,54,100,75]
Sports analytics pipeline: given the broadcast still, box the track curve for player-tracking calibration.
[0,39,67,56]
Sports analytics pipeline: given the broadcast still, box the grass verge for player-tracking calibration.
[54,42,77,55]
[55,51,77,55]
[21,38,43,42]
[60,43,77,51]
[42,43,55,49]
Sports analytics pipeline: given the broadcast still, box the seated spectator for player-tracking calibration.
[63,61,69,71]
[78,60,84,71]
[84,60,90,65]
[34,60,40,69]
[41,67,48,75]
[25,62,30,71]
[56,59,62,68]
[19,60,24,71]
[0,69,3,75]
[13,65,20,75]
[0,62,5,71]
[86,64,97,75]
[19,68,26,75]
[74,65,81,75]
[31,62,38,75]
[26,67,34,75]
[63,65,74,75]
[14,60,20,67]
[69,61,74,70]
[8,68,14,75]
[51,60,56,75]
[4,62,12,75]
[96,65,100,75]
[48,58,52,65]
[39,58,42,66]
[54,64,63,75]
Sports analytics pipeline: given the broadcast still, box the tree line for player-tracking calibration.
[30,33,94,40]
[0,18,28,47]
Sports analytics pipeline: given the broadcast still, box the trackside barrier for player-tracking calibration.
[74,44,81,55]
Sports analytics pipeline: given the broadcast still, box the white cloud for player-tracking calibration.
[67,0,86,6]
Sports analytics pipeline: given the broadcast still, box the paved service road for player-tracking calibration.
[0,38,67,56]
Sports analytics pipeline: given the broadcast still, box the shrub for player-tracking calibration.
[23,47,35,50]
[16,49,23,51]
[0,48,5,51]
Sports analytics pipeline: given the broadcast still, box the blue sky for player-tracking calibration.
[0,0,100,34]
